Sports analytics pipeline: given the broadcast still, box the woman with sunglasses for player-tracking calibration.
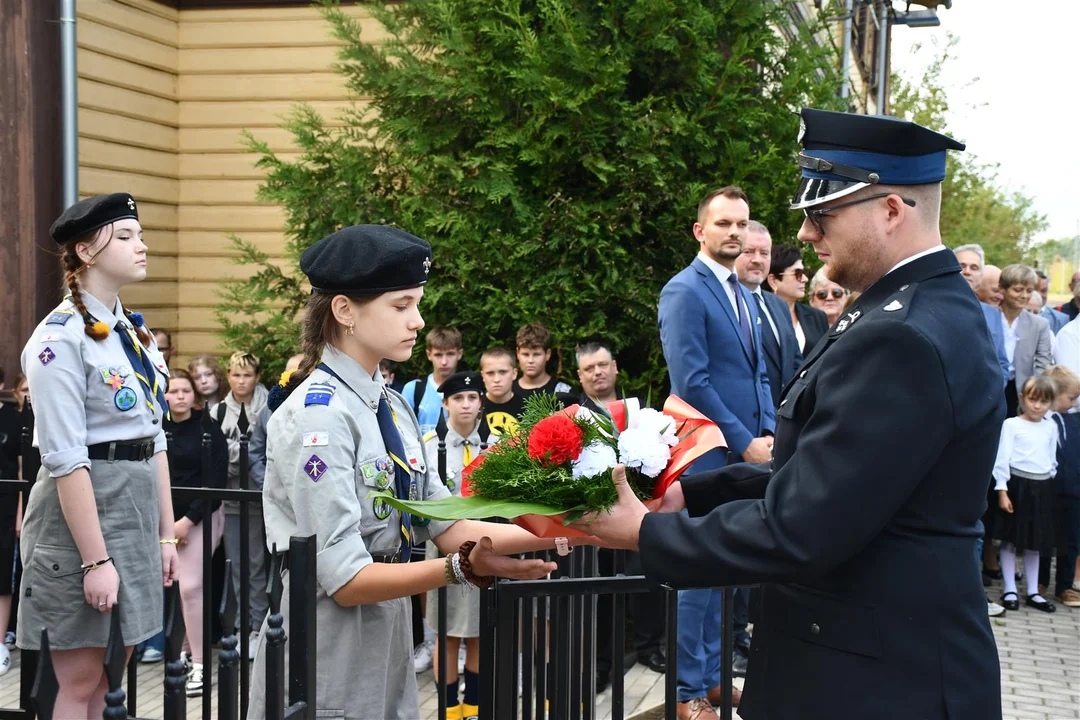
[766,245,829,353]
[808,267,850,327]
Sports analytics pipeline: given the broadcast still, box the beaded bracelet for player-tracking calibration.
[444,554,459,585]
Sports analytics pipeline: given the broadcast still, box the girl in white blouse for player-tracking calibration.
[992,375,1060,613]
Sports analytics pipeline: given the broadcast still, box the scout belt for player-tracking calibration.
[276,548,401,571]
[87,438,156,462]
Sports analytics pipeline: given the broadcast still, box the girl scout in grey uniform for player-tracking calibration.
[18,194,178,718]
[249,225,582,720]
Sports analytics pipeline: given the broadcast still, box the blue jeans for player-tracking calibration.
[676,588,722,701]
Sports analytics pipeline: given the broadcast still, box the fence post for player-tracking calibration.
[264,549,285,720]
[29,628,58,720]
[218,560,241,720]
[102,605,127,719]
[237,404,252,720]
[664,588,678,720]
[287,535,316,720]
[163,583,187,720]
[201,409,216,719]
[477,583,496,720]
[719,587,735,720]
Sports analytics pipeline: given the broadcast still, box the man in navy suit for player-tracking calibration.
[657,185,775,719]
[737,221,803,410]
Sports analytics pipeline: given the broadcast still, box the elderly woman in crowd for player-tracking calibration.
[765,244,829,353]
[808,267,849,326]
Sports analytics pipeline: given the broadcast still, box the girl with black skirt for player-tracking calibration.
[992,375,1060,613]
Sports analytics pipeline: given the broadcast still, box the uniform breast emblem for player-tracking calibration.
[114,387,138,411]
[374,470,391,489]
[884,300,903,312]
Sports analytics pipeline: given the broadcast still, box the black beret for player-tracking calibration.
[300,224,432,295]
[791,108,965,210]
[50,193,139,245]
[437,371,484,398]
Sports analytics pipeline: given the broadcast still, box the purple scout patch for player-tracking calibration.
[38,347,55,366]
[305,454,326,482]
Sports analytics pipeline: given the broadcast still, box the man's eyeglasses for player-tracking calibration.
[803,193,916,236]
[815,288,846,301]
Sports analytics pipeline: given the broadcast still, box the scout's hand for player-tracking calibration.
[468,537,558,580]
[84,562,120,614]
[174,517,193,545]
[659,481,686,514]
[161,543,179,587]
[569,464,648,551]
[998,490,1014,514]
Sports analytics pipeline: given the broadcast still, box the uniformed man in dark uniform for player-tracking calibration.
[575,109,1005,720]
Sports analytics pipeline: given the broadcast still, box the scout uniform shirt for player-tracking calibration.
[423,422,498,639]
[251,344,454,720]
[22,293,167,477]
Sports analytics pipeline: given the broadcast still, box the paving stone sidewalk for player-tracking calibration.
[0,578,1075,719]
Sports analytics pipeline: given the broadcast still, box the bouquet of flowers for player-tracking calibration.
[372,393,725,538]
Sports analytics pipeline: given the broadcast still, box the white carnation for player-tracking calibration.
[631,407,678,447]
[617,427,672,478]
[572,441,618,479]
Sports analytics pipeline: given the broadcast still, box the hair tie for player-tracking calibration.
[87,321,110,340]
[279,369,296,387]
[129,311,144,328]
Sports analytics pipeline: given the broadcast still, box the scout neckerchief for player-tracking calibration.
[318,362,414,560]
[116,321,170,419]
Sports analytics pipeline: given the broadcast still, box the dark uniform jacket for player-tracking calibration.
[639,248,1005,720]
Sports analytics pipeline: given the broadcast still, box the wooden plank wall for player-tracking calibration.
[76,0,180,334]
[173,4,380,367]
[77,1,384,368]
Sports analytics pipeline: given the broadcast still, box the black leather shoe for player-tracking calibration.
[732,651,748,677]
[638,650,666,674]
[983,568,1002,580]
[1025,595,1056,613]
[1001,592,1020,611]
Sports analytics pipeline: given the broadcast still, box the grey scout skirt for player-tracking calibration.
[17,458,163,650]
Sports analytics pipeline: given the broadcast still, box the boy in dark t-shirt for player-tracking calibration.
[480,347,524,437]
[513,322,572,403]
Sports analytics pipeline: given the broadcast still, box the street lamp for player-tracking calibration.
[874,1,950,113]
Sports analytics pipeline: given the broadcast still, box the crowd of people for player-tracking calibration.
[5,107,1080,720]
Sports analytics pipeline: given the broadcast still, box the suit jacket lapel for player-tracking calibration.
[759,292,783,368]
[693,258,754,363]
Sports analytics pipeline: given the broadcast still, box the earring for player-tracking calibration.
[347,323,355,336]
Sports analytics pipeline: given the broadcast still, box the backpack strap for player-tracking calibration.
[215,402,227,427]
[412,375,428,416]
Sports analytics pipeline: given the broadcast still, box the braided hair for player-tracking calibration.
[61,225,151,347]
[269,291,372,411]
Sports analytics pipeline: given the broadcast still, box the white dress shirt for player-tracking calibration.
[751,286,781,345]
[697,251,743,321]
[1001,312,1019,381]
[884,245,948,277]
[992,415,1059,489]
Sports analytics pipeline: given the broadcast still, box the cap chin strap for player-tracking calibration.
[798,153,882,185]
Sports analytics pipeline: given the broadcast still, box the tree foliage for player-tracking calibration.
[217,0,843,391]
[890,36,1046,266]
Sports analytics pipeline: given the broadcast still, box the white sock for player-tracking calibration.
[1024,550,1042,599]
[1000,544,1018,596]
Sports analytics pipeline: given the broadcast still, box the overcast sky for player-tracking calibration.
[889,0,1079,243]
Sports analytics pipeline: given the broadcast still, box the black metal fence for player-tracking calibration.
[1,402,743,720]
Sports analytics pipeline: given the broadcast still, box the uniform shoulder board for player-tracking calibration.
[46,309,75,326]
[304,382,336,407]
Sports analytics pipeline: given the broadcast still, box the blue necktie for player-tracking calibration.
[376,395,414,561]
[727,275,756,363]
[115,321,169,419]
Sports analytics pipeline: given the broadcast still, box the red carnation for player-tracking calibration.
[527,415,584,467]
